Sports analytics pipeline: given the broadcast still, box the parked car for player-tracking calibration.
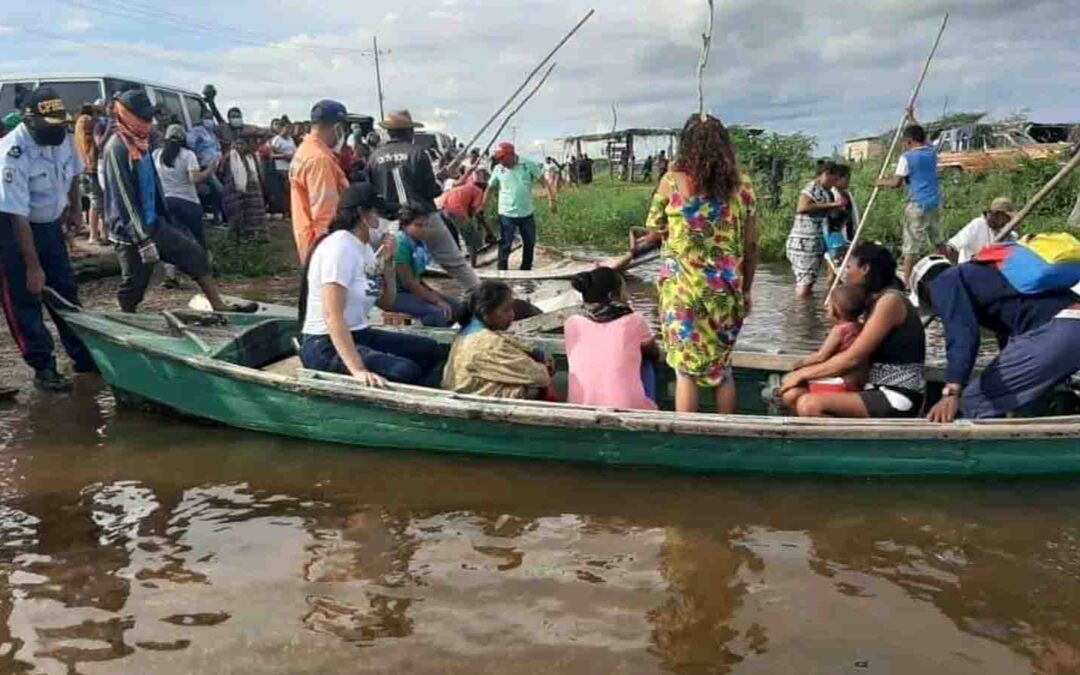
[0,74,209,130]
[932,122,1072,176]
[414,130,458,158]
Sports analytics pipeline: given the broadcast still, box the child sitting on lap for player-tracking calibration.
[782,284,869,410]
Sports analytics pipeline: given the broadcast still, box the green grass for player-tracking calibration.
[207,227,299,278]
[536,159,1080,262]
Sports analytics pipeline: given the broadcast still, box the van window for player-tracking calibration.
[0,81,41,114]
[151,88,186,126]
[104,78,143,99]
[42,80,104,113]
[182,95,205,129]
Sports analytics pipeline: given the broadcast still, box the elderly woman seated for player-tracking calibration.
[442,281,557,400]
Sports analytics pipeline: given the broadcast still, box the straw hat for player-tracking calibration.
[379,110,424,130]
[988,196,1015,215]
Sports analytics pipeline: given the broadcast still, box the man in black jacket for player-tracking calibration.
[368,110,478,292]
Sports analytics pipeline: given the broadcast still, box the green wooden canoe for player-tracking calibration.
[59,308,1080,477]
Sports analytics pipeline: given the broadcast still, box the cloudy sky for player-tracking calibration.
[3,0,1079,156]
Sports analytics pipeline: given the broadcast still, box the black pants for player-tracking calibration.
[117,222,211,313]
[0,215,93,373]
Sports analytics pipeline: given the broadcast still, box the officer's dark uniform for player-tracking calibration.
[0,88,93,386]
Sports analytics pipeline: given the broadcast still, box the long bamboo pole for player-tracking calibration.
[824,13,949,306]
[992,149,1080,242]
[373,36,386,120]
[449,9,595,171]
[483,64,558,156]
[697,0,715,120]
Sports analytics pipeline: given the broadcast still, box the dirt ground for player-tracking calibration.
[0,224,304,390]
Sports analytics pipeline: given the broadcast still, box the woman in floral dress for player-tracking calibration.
[646,114,759,414]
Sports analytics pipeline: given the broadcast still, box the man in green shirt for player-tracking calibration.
[485,142,557,271]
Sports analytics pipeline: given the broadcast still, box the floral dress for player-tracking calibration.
[646,172,757,386]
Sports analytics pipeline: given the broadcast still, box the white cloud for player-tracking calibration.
[0,23,14,34]
[10,0,1079,155]
[61,17,94,33]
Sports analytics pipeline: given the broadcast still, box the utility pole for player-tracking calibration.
[373,35,385,120]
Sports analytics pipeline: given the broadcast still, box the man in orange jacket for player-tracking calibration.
[290,100,349,262]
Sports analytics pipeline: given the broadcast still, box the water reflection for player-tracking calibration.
[0,356,1072,671]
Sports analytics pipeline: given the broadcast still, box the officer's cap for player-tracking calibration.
[22,88,70,126]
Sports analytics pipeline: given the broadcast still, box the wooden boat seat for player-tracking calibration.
[262,355,303,376]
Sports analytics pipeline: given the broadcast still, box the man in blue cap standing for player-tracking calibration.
[0,87,95,391]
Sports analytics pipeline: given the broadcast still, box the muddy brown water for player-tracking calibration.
[0,262,1073,673]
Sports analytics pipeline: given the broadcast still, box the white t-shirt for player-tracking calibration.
[302,230,382,335]
[271,135,297,172]
[152,148,201,205]
[947,216,1017,263]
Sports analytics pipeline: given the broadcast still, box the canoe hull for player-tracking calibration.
[72,321,1080,477]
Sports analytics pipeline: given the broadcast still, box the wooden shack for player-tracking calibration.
[556,128,680,182]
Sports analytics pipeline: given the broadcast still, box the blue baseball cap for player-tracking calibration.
[310,99,347,125]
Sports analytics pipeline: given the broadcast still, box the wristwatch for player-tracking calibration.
[942,384,962,398]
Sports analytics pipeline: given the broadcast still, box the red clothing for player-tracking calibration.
[337,145,356,174]
[440,182,486,219]
[836,320,861,352]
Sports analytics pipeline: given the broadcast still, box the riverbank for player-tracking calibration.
[536,160,1080,261]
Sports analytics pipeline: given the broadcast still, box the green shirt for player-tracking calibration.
[393,231,431,292]
[489,157,543,218]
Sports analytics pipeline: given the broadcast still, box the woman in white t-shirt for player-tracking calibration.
[153,125,216,249]
[299,182,447,387]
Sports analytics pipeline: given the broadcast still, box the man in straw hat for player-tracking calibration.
[369,109,478,292]
[0,87,97,391]
[945,196,1018,264]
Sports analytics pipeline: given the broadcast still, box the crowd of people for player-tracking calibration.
[1,84,1077,425]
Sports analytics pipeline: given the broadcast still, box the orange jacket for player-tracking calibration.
[289,134,348,262]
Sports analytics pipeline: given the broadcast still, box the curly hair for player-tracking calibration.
[675,114,740,200]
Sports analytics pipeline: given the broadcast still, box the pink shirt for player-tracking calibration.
[565,313,658,411]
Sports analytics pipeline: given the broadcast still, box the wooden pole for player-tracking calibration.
[450,9,594,170]
[993,149,1080,242]
[482,63,558,156]
[373,36,385,120]
[824,13,949,307]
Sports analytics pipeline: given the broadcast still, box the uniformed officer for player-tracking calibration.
[0,87,96,391]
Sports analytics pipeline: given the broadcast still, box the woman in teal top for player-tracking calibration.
[391,207,464,326]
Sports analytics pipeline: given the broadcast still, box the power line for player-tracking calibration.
[19,26,296,90]
[53,0,379,58]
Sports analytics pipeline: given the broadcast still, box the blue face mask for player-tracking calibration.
[202,119,216,130]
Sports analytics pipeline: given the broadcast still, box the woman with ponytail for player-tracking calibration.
[645,114,759,414]
[299,182,445,387]
[565,267,659,410]
[441,281,556,400]
[153,124,216,250]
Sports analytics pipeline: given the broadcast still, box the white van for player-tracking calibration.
[0,74,208,130]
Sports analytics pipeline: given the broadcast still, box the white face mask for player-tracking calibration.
[368,218,388,243]
[333,125,347,153]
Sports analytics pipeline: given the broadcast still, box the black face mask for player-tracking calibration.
[31,125,67,147]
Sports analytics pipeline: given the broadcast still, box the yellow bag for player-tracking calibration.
[1020,232,1080,264]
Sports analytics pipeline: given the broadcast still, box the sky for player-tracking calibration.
[2,0,1079,157]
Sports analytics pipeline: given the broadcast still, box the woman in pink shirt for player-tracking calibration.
[564,267,660,410]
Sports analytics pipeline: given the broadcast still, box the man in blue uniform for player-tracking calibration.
[920,260,1080,422]
[0,87,95,391]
